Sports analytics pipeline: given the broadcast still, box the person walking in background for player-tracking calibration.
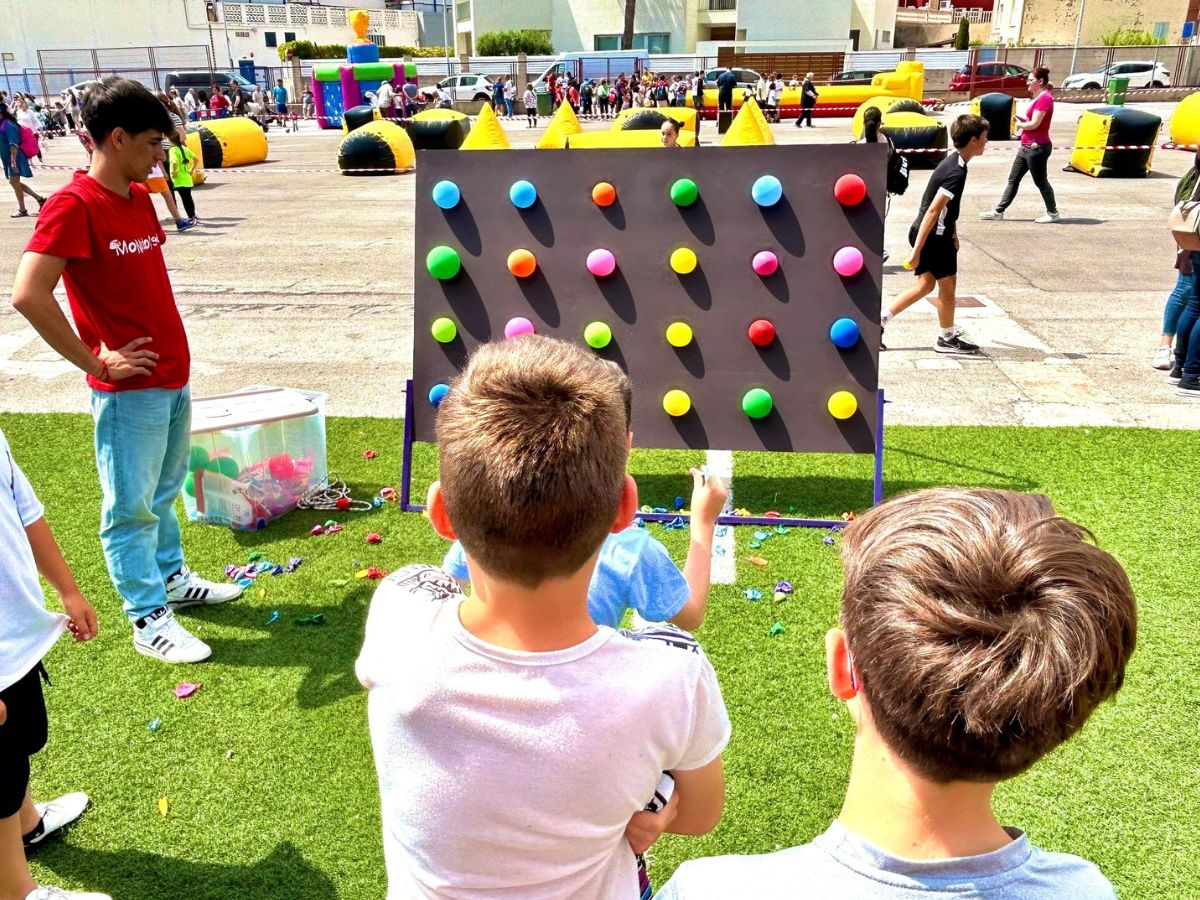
[613,73,627,116]
[182,87,197,120]
[798,72,818,127]
[0,104,45,218]
[167,131,198,225]
[491,76,504,116]
[716,67,737,113]
[691,70,704,129]
[272,79,289,119]
[62,89,79,131]
[980,66,1059,223]
[523,84,537,128]
[152,92,193,232]
[302,86,314,120]
[376,78,395,120]
[14,99,42,163]
[503,76,516,118]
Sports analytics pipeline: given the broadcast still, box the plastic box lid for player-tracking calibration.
[190,388,321,435]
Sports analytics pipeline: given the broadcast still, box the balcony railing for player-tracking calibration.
[708,0,736,10]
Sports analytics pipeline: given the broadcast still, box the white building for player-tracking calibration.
[0,0,419,76]
[451,0,896,56]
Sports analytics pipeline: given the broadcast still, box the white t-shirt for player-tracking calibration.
[523,89,536,109]
[357,564,731,900]
[504,79,516,100]
[0,427,66,692]
[377,82,395,108]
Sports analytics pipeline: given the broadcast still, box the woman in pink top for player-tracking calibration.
[980,66,1060,223]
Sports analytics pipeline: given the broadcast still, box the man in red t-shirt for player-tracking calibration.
[11,78,240,665]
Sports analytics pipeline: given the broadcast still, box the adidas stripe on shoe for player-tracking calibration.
[133,607,212,664]
[165,565,243,609]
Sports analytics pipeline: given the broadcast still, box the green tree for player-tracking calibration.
[475,30,553,56]
[1101,28,1165,46]
[954,18,970,51]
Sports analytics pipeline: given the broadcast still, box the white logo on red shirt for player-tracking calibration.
[108,235,161,256]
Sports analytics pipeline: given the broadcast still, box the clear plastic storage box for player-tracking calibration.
[182,387,329,531]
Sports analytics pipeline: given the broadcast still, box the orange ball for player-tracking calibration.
[592,181,617,207]
[507,248,537,278]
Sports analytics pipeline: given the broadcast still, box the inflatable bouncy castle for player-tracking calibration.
[313,9,417,129]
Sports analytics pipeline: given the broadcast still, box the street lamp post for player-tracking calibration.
[221,3,235,69]
[1069,0,1087,78]
[443,0,452,78]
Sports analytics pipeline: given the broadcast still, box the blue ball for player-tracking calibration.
[432,180,460,210]
[751,175,783,207]
[509,180,537,209]
[428,383,450,408]
[829,317,861,349]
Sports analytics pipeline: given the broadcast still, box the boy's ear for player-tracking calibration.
[426,481,457,541]
[825,627,858,701]
[611,473,638,534]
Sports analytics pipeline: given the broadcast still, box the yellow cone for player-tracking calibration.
[461,103,511,151]
[536,101,582,149]
[721,98,775,147]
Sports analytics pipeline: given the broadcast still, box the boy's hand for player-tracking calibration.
[61,592,98,642]
[624,791,679,856]
[689,468,728,529]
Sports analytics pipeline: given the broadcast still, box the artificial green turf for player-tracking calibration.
[2,413,1196,899]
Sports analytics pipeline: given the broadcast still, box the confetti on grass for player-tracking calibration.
[174,683,201,699]
[769,622,785,637]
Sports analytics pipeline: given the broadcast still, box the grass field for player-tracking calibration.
[3,412,1196,899]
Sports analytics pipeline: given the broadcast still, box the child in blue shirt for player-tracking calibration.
[442,368,726,631]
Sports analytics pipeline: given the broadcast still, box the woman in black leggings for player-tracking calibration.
[980,66,1059,223]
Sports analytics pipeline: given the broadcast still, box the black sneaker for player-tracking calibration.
[935,328,980,355]
[1177,376,1200,398]
[1168,365,1183,385]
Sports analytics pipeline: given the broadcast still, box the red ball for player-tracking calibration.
[335,497,351,511]
[834,173,868,207]
[748,318,776,347]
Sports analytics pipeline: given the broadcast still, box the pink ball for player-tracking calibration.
[504,316,536,340]
[833,246,864,277]
[587,248,617,277]
[752,250,779,276]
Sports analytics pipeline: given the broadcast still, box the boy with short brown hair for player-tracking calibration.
[658,487,1136,899]
[358,335,730,898]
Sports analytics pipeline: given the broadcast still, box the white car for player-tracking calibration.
[426,73,496,103]
[1061,61,1170,90]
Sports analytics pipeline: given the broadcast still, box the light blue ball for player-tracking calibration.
[751,175,783,207]
[509,180,537,209]
[829,317,860,349]
[432,180,460,210]
[428,383,450,408]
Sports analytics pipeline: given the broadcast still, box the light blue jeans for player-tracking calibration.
[90,386,191,622]
[1163,269,1194,336]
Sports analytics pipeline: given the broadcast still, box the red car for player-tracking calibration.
[948,62,1031,93]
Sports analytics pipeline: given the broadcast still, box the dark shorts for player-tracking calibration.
[275,102,288,114]
[910,227,957,280]
[0,662,49,818]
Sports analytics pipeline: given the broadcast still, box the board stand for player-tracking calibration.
[400,380,885,529]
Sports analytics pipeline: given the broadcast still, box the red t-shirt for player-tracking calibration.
[25,172,190,392]
[1021,90,1054,146]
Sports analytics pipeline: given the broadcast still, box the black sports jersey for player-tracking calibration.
[913,151,968,238]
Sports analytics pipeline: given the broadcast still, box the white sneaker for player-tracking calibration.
[1152,345,1174,370]
[133,607,212,663]
[26,888,111,900]
[24,792,89,849]
[979,209,1004,220]
[1034,212,1061,223]
[165,565,243,609]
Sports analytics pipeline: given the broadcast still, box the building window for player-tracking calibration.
[264,31,277,48]
[1153,21,1168,40]
[284,31,296,43]
[878,29,891,46]
[593,33,670,53]
[594,35,619,51]
[455,0,471,23]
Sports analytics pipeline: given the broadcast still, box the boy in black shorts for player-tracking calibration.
[0,426,108,900]
[881,114,989,355]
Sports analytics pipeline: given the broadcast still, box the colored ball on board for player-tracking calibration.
[188,445,209,472]
[426,245,461,280]
[592,181,617,207]
[665,321,693,348]
[507,248,537,278]
[211,456,240,479]
[428,383,450,408]
[748,318,776,347]
[752,250,779,276]
[670,177,698,207]
[587,248,617,277]
[584,321,613,349]
[670,247,698,275]
[834,173,867,207]
[742,388,774,419]
[432,179,460,209]
[751,174,783,207]
[833,246,864,277]
[183,472,195,497]
[509,179,537,209]
[663,389,692,417]
[430,316,457,343]
[829,317,861,348]
[504,316,536,340]
[828,390,858,420]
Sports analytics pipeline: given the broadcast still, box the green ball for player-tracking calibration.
[426,245,461,280]
[188,445,209,472]
[431,317,457,343]
[183,473,195,497]
[670,178,698,207]
[205,456,240,479]
[584,321,612,349]
[742,388,774,419]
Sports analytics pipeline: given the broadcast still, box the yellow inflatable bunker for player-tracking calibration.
[460,103,511,150]
[1170,91,1200,147]
[852,95,927,139]
[565,130,698,148]
[336,120,416,174]
[1068,106,1161,177]
[186,116,268,168]
[880,111,947,169]
[722,98,774,146]
[537,102,583,149]
[612,105,698,132]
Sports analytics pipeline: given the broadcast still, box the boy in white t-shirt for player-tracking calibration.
[357,336,731,899]
[0,426,108,900]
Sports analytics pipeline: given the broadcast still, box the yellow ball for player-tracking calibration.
[666,321,693,348]
[670,247,698,275]
[663,389,692,417]
[828,390,858,420]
